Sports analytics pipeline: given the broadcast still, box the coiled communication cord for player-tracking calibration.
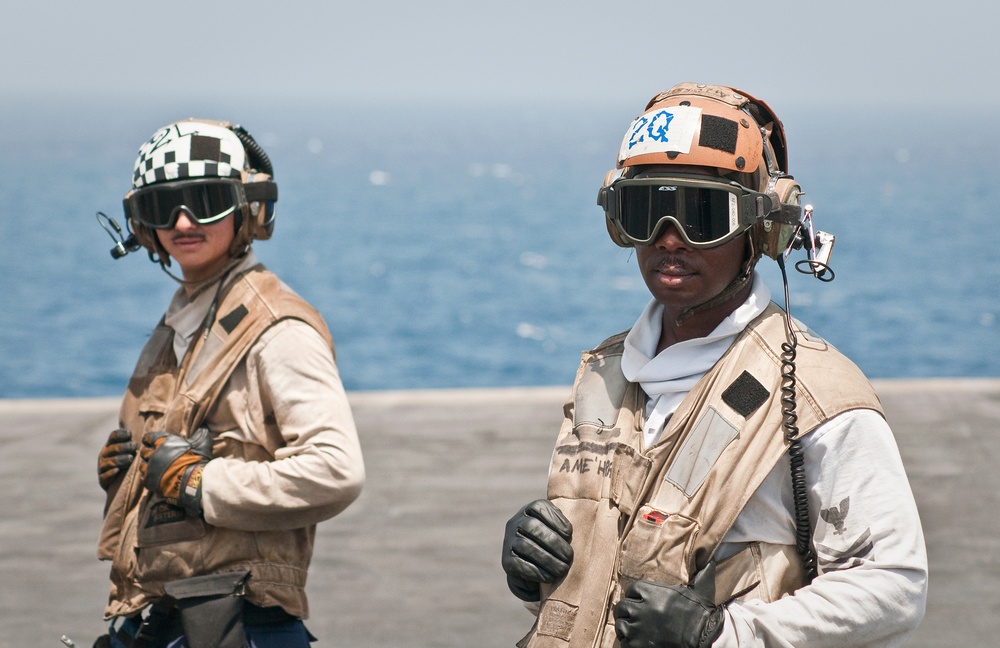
[230,125,274,176]
[777,255,819,582]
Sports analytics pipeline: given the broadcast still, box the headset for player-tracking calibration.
[99,121,278,264]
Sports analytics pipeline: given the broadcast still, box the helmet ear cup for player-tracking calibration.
[600,168,631,248]
[605,216,629,247]
[753,176,803,259]
[245,172,276,241]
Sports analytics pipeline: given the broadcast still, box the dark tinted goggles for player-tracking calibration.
[598,177,774,248]
[123,178,277,230]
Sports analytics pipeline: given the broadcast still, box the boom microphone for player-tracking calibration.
[97,211,141,259]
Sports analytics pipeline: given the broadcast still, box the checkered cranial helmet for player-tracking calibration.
[131,119,248,189]
[125,118,278,263]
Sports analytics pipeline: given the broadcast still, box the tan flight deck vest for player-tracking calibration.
[522,302,883,648]
[97,265,333,620]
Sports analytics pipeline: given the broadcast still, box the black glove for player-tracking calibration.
[501,499,574,601]
[614,563,724,648]
[139,427,213,517]
[97,427,137,491]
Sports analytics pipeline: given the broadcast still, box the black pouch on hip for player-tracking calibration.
[162,570,251,648]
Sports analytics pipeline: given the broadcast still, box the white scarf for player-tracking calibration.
[621,272,771,448]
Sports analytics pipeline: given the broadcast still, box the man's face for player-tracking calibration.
[634,223,747,314]
[155,210,236,282]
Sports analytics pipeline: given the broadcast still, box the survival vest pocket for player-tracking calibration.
[618,505,699,589]
[136,495,208,547]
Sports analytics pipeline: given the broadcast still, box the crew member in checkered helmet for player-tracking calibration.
[94,119,365,648]
[501,84,927,647]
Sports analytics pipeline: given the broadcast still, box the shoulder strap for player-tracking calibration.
[647,302,883,573]
[162,265,332,436]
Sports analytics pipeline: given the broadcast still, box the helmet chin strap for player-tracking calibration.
[152,213,251,288]
[673,236,760,327]
[156,249,248,293]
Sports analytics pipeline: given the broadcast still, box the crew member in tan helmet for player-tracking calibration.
[501,83,927,647]
[94,119,364,648]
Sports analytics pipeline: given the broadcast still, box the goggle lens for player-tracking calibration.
[603,177,771,248]
[127,180,243,230]
[618,183,738,246]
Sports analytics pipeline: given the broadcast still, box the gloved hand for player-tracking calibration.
[139,427,213,517]
[614,563,724,648]
[98,427,137,491]
[501,499,574,601]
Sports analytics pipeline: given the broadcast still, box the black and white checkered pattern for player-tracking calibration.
[132,121,247,189]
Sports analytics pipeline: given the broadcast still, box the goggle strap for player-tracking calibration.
[244,181,278,203]
[739,193,774,224]
[769,201,803,225]
[122,197,133,222]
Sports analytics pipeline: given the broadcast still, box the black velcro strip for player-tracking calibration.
[190,134,222,161]
[722,371,769,417]
[219,304,249,334]
[699,115,738,154]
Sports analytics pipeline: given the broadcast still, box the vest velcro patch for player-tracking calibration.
[665,406,739,497]
[722,371,770,417]
[219,304,249,334]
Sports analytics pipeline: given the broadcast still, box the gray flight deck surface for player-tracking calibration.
[1,380,998,647]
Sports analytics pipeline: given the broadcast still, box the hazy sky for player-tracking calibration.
[5,0,998,110]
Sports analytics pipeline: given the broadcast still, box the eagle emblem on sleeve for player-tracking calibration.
[820,496,850,536]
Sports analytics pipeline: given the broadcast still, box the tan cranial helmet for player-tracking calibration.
[604,82,804,260]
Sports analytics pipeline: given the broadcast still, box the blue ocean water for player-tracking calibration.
[1,96,997,398]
